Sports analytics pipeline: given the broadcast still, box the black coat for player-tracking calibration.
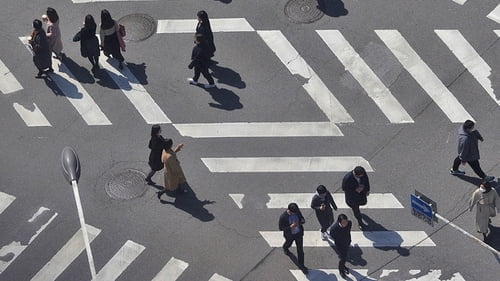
[148,135,168,171]
[330,220,352,246]
[188,43,210,69]
[279,210,305,239]
[196,22,215,56]
[311,191,338,218]
[30,29,51,70]
[342,171,370,206]
[79,25,100,58]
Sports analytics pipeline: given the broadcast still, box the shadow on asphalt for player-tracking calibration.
[209,64,246,89]
[317,0,348,18]
[158,182,215,222]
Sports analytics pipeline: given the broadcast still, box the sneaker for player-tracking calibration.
[450,169,466,175]
[321,232,329,241]
[483,175,495,182]
[204,83,216,89]
[187,78,198,85]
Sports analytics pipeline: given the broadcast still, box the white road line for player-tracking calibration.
[259,231,436,247]
[452,0,467,5]
[258,30,354,123]
[12,102,52,127]
[290,269,466,281]
[487,4,500,24]
[0,59,23,94]
[229,194,245,209]
[375,30,474,123]
[157,18,255,33]
[174,122,343,138]
[435,30,499,106]
[31,225,101,281]
[495,30,500,37]
[0,191,15,215]
[208,273,233,281]
[0,207,58,274]
[100,59,171,124]
[202,157,373,173]
[151,257,189,281]
[96,240,145,281]
[317,30,414,124]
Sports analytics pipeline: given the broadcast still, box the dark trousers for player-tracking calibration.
[336,243,349,274]
[145,169,156,181]
[452,156,486,178]
[348,203,363,225]
[193,65,214,85]
[283,234,304,266]
[317,211,333,233]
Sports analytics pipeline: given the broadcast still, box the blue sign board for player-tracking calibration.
[410,194,434,225]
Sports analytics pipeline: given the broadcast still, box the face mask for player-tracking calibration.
[480,187,486,193]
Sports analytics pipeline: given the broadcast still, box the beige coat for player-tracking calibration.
[469,188,499,233]
[161,149,186,191]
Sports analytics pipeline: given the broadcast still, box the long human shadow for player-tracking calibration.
[60,56,95,84]
[317,0,348,17]
[209,64,246,89]
[454,174,484,186]
[326,236,367,267]
[214,0,232,3]
[361,215,410,256]
[203,87,243,110]
[159,183,215,222]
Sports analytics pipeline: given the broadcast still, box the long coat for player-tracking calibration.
[330,219,352,247]
[30,29,51,70]
[469,188,499,233]
[279,210,305,239]
[79,25,100,58]
[311,191,337,226]
[342,171,370,207]
[46,20,63,54]
[457,126,483,162]
[196,22,215,57]
[161,149,186,191]
[148,135,169,171]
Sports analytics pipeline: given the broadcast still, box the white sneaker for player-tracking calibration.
[204,83,216,89]
[321,232,329,241]
[187,78,198,85]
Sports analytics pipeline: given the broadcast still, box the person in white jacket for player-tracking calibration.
[469,181,499,241]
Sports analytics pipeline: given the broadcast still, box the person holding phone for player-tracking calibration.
[342,166,370,230]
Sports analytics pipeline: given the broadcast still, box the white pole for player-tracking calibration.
[71,180,97,280]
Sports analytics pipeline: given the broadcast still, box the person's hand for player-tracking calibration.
[290,222,298,228]
[175,143,184,151]
[320,204,325,211]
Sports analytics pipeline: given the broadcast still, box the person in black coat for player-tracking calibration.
[195,11,216,59]
[29,19,52,78]
[330,214,352,278]
[342,166,370,230]
[145,125,169,185]
[311,185,338,240]
[187,34,215,88]
[279,203,308,274]
[75,15,100,71]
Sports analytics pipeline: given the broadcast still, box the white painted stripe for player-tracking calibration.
[12,102,52,127]
[375,30,474,123]
[487,4,500,24]
[258,30,353,123]
[31,225,101,281]
[317,30,414,123]
[202,157,373,173]
[100,59,171,124]
[208,273,233,281]
[0,191,15,215]
[259,231,436,247]
[157,18,255,33]
[73,0,153,3]
[151,257,189,281]
[174,122,343,138]
[0,207,58,273]
[96,240,145,281]
[290,269,466,281]
[452,0,467,5]
[0,59,23,94]
[229,194,245,209]
[495,30,500,37]
[435,30,499,105]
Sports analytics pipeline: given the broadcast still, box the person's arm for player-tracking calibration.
[173,143,184,153]
[311,195,321,210]
[469,191,478,211]
[278,213,290,231]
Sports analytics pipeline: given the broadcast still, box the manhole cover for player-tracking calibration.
[117,14,156,42]
[105,169,147,200]
[284,0,324,24]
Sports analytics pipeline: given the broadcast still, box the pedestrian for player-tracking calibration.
[99,9,125,69]
[330,214,352,279]
[342,166,370,230]
[45,7,64,60]
[279,203,308,274]
[450,120,495,182]
[311,184,338,241]
[145,125,170,185]
[73,15,100,71]
[469,181,499,241]
[195,11,216,60]
[187,34,216,88]
[29,19,52,78]
[157,139,188,199]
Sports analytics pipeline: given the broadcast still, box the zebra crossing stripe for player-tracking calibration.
[96,240,145,281]
[257,30,354,123]
[290,269,466,281]
[151,257,189,281]
[259,230,436,247]
[157,18,255,33]
[317,30,414,124]
[375,30,474,123]
[495,30,500,37]
[202,157,373,173]
[100,59,171,124]
[0,191,15,215]
[174,122,343,138]
[435,30,499,106]
[31,225,101,281]
[208,273,233,281]
[12,102,52,127]
[0,207,58,274]
[451,0,467,5]
[487,4,500,24]
[0,59,23,94]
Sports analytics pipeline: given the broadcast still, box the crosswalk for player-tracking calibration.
[290,269,466,281]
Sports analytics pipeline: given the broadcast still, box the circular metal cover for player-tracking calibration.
[284,0,324,24]
[105,169,147,200]
[117,14,156,42]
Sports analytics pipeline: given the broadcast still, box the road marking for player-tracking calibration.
[259,230,436,247]
[487,4,500,24]
[229,193,403,209]
[202,157,373,173]
[0,59,23,94]
[258,30,353,123]
[151,257,189,281]
[290,269,466,281]
[157,18,255,33]
[73,0,154,2]
[317,30,414,124]
[435,30,499,106]
[12,102,52,127]
[0,191,15,215]
[174,122,343,138]
[100,59,171,124]
[96,240,145,281]
[375,30,474,123]
[31,225,101,281]
[495,30,500,37]
[451,0,467,5]
[0,207,58,274]
[208,273,233,281]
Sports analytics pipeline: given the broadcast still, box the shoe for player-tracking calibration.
[187,78,198,85]
[46,68,54,73]
[204,83,216,89]
[450,169,466,175]
[358,222,366,231]
[483,175,495,182]
[340,271,347,278]
[299,265,308,274]
[344,267,350,274]
[145,179,156,185]
[321,232,328,241]
[35,72,43,78]
[157,191,164,200]
[283,247,291,255]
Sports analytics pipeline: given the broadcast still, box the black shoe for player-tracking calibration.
[35,72,43,78]
[146,179,156,185]
[358,222,366,230]
[344,267,350,274]
[340,271,347,278]
[157,191,164,200]
[46,68,54,73]
[299,265,308,274]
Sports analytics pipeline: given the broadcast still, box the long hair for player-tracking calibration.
[84,15,97,31]
[100,9,115,29]
[46,7,59,23]
[197,10,212,32]
[150,124,161,137]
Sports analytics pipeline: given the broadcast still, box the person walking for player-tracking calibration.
[450,120,495,182]
[311,185,338,241]
[469,181,499,241]
[330,214,352,279]
[279,203,308,274]
[195,11,216,60]
[99,9,125,69]
[157,139,187,199]
[29,19,52,78]
[74,15,100,71]
[45,7,64,60]
[342,166,370,230]
[187,34,215,88]
[145,125,170,185]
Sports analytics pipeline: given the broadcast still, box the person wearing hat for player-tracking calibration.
[157,139,187,199]
[342,166,370,230]
[311,185,338,241]
[279,203,308,274]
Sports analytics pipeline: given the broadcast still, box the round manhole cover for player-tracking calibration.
[117,14,156,42]
[105,169,147,200]
[284,0,324,24]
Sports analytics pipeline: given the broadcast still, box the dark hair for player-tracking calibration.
[197,10,210,24]
[463,120,475,130]
[287,203,299,213]
[163,139,173,151]
[46,7,59,23]
[84,14,97,31]
[100,9,115,29]
[353,166,366,176]
[337,213,348,222]
[316,185,327,194]
[33,19,42,29]
[150,124,161,137]
[481,181,492,192]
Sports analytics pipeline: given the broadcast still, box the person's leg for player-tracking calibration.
[193,66,201,82]
[145,169,157,184]
[351,204,363,226]
[451,156,462,171]
[282,237,293,254]
[88,57,95,67]
[337,244,348,276]
[294,235,304,266]
[201,67,215,85]
[468,160,486,179]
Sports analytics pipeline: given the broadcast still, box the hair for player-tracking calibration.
[46,7,59,23]
[353,166,366,176]
[100,9,115,29]
[481,181,492,192]
[316,185,327,194]
[287,203,299,213]
[163,139,173,151]
[84,14,97,31]
[197,10,210,24]
[33,19,42,30]
[337,213,348,222]
[150,124,161,137]
[463,120,475,130]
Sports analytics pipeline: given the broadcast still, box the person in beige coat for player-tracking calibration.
[469,181,499,241]
[157,139,187,199]
[45,8,64,59]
